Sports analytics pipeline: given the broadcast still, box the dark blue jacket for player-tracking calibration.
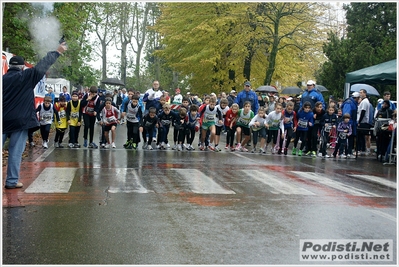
[235,89,259,113]
[3,51,61,134]
[300,88,325,109]
[341,97,358,135]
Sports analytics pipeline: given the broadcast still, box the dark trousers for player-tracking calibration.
[279,128,293,149]
[158,124,171,144]
[54,128,67,143]
[40,124,51,142]
[142,127,156,145]
[187,128,196,145]
[357,123,371,152]
[294,130,307,150]
[333,138,348,156]
[69,125,81,144]
[83,114,96,143]
[226,126,237,147]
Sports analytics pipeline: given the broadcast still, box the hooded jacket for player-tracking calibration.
[3,51,61,134]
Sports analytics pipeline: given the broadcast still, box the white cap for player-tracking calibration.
[287,97,293,101]
[352,92,360,98]
[306,80,316,85]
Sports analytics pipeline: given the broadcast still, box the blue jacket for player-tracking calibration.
[341,97,358,135]
[296,109,314,131]
[300,88,325,109]
[3,51,61,134]
[235,89,259,113]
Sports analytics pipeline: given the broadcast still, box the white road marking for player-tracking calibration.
[171,168,236,194]
[25,167,76,193]
[368,209,397,222]
[245,170,315,195]
[349,174,396,189]
[108,168,151,193]
[291,171,382,197]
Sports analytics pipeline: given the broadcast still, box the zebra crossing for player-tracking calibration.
[24,167,395,198]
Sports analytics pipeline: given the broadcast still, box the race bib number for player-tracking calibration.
[71,111,79,119]
[59,110,66,119]
[298,118,308,128]
[106,116,117,123]
[127,114,136,120]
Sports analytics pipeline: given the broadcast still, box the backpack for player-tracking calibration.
[368,102,375,126]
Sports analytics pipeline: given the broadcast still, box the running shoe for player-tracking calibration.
[259,148,265,154]
[214,146,221,152]
[42,141,48,149]
[147,145,153,150]
[292,147,297,155]
[298,150,302,156]
[104,143,110,149]
[251,148,256,153]
[83,139,88,147]
[208,144,215,151]
[241,147,248,152]
[111,142,116,148]
[283,148,288,155]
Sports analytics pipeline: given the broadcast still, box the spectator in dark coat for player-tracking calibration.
[2,42,67,189]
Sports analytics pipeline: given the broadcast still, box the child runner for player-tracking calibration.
[157,103,177,149]
[319,104,338,158]
[199,96,222,151]
[186,104,200,150]
[53,95,68,148]
[264,103,285,154]
[224,103,239,151]
[279,101,297,155]
[235,101,254,152]
[99,97,120,148]
[292,101,314,156]
[198,95,211,148]
[173,107,189,151]
[214,98,229,151]
[66,91,82,148]
[248,107,267,153]
[36,96,60,149]
[332,113,352,158]
[306,101,325,157]
[139,107,159,150]
[122,94,142,149]
[81,86,101,148]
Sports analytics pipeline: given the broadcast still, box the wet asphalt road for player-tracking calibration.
[2,124,397,265]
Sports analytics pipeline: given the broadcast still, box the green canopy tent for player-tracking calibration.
[344,59,397,98]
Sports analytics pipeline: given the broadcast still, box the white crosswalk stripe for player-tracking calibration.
[107,168,151,193]
[245,170,315,195]
[291,171,383,197]
[348,174,396,189]
[170,168,236,194]
[25,167,76,193]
